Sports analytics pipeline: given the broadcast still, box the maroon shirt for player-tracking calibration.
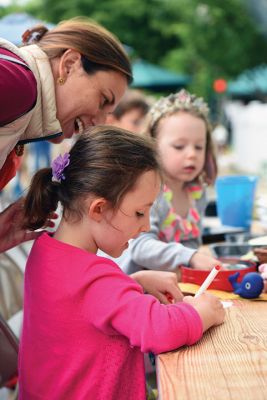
[0,48,37,126]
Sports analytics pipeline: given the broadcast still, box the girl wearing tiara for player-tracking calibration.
[124,89,220,275]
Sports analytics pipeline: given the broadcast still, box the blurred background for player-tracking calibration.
[2,3,267,397]
[2,0,267,209]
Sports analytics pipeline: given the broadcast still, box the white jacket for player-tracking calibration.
[0,38,62,169]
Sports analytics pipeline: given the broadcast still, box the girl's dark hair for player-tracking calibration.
[22,17,132,84]
[23,126,160,230]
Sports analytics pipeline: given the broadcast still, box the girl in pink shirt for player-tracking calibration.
[19,126,225,400]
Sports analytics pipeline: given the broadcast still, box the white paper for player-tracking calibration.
[221,301,233,308]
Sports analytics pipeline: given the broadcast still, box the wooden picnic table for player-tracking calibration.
[157,299,267,400]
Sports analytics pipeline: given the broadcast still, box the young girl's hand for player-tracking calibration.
[130,270,184,304]
[183,293,225,332]
[189,251,222,271]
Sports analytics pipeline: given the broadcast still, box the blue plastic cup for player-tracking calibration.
[215,175,258,229]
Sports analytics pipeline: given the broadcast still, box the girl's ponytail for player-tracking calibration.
[23,168,59,230]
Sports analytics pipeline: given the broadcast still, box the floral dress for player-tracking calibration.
[158,184,203,245]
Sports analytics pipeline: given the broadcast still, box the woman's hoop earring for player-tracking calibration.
[57,77,65,85]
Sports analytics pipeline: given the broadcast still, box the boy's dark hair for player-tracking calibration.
[113,97,150,119]
[23,126,160,230]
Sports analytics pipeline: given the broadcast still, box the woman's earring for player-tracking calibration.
[57,77,65,85]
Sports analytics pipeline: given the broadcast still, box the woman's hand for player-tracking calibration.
[189,251,222,271]
[0,198,58,253]
[130,270,184,304]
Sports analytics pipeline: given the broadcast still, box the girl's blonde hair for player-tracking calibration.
[22,17,132,84]
[145,89,217,184]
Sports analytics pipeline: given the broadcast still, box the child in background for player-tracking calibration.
[19,126,225,400]
[106,89,150,134]
[123,89,220,275]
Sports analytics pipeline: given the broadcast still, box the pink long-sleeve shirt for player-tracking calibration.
[19,233,203,400]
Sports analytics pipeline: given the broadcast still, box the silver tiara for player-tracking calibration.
[150,89,209,127]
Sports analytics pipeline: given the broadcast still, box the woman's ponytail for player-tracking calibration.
[22,25,49,45]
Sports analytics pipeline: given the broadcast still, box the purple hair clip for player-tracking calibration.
[51,153,70,183]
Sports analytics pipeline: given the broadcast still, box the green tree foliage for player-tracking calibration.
[13,0,267,96]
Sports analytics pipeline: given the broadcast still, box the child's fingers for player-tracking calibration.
[157,293,172,305]
[165,293,174,303]
[166,286,184,303]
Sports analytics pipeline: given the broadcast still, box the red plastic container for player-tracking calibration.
[181,258,257,292]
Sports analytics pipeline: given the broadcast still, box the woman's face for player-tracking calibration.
[53,51,128,142]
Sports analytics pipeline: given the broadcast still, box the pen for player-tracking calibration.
[194,265,221,297]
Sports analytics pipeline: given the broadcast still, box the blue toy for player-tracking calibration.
[228,272,264,299]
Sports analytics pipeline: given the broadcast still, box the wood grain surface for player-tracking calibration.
[157,300,267,400]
